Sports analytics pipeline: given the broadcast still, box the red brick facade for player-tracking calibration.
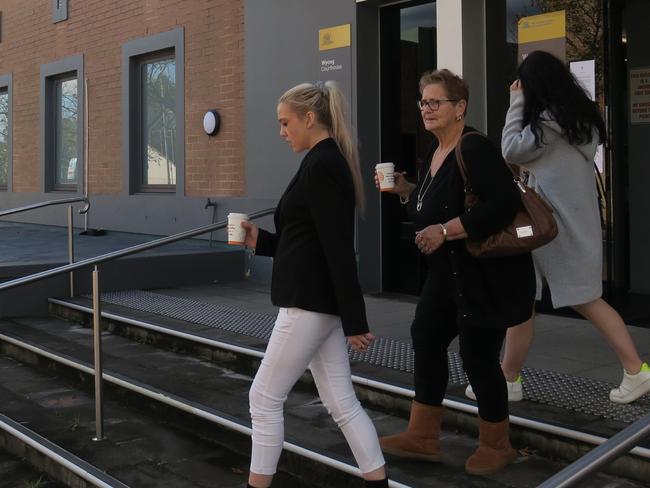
[0,0,245,196]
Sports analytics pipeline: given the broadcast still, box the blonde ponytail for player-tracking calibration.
[278,81,365,214]
[323,81,365,214]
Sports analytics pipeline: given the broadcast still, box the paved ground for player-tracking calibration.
[157,279,650,388]
[1,220,648,388]
[0,221,230,267]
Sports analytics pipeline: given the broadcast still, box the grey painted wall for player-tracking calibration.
[244,0,355,200]
[244,0,361,284]
[625,0,650,294]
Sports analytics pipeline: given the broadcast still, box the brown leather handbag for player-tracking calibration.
[455,132,558,258]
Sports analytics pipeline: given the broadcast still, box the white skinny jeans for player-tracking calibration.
[249,307,385,475]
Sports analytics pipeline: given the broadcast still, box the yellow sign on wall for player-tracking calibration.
[518,10,566,44]
[319,24,351,51]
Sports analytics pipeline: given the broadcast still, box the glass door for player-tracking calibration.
[379,0,436,295]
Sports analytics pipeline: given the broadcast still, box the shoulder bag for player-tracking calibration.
[455,132,558,258]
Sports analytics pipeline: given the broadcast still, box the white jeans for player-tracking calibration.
[249,307,385,475]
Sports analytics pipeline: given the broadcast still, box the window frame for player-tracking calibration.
[122,27,184,195]
[40,55,84,193]
[0,73,12,192]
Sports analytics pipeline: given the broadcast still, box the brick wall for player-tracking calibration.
[0,0,245,196]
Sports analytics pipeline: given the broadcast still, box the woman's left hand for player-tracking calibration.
[347,332,375,352]
[415,225,445,255]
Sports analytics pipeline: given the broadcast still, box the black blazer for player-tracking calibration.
[256,138,368,336]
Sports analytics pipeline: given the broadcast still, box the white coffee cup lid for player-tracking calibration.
[376,162,395,169]
[228,212,249,219]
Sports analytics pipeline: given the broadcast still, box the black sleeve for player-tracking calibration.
[255,229,278,257]
[306,160,369,336]
[458,135,521,239]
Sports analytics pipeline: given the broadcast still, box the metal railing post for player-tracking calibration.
[67,206,75,297]
[92,265,105,441]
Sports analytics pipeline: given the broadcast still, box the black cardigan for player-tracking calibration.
[256,138,369,336]
[408,128,535,328]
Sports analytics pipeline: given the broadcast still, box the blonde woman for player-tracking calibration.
[241,81,387,488]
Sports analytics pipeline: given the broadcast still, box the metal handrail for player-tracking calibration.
[0,196,89,218]
[538,412,650,487]
[1,197,90,296]
[0,207,274,293]
[0,206,274,441]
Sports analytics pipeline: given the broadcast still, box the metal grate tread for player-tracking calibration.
[94,290,650,423]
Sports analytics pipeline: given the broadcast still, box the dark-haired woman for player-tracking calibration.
[497,51,649,404]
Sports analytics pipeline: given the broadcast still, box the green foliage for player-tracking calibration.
[23,475,45,488]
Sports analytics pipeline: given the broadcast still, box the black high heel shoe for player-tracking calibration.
[364,478,389,487]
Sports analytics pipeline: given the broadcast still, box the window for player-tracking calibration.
[52,0,68,23]
[139,52,177,189]
[53,74,78,187]
[123,28,184,195]
[0,73,12,191]
[40,55,84,192]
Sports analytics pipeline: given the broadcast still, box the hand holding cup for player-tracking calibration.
[240,221,259,249]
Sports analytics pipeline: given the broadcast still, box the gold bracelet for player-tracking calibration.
[439,223,448,242]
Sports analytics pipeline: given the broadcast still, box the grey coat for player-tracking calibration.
[501,91,602,308]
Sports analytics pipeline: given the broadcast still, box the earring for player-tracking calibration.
[456,114,463,121]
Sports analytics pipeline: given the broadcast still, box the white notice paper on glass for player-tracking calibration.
[571,60,596,99]
[570,60,603,173]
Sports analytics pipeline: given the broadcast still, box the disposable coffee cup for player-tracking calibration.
[228,213,249,245]
[376,162,395,192]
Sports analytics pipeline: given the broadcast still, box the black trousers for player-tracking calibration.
[411,275,508,422]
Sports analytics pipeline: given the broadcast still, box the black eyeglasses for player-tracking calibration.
[417,99,459,111]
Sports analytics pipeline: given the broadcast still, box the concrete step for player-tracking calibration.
[0,447,67,488]
[48,295,650,481]
[0,316,647,488]
[0,352,306,488]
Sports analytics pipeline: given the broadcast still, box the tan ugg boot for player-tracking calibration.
[465,417,517,475]
[378,401,443,462]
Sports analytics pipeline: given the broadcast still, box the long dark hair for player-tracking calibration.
[518,51,606,147]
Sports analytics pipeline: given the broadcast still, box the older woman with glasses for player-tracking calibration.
[376,69,535,475]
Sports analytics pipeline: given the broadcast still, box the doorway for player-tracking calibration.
[379,0,436,295]
[605,0,650,326]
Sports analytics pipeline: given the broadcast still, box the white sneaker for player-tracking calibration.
[610,362,650,404]
[465,376,523,402]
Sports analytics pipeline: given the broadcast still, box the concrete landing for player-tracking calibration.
[0,222,245,316]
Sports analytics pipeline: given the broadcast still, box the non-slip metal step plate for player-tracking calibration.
[96,290,650,423]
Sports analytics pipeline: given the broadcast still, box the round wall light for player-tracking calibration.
[203,109,221,136]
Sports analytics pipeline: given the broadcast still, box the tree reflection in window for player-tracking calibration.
[507,0,604,95]
[55,77,78,186]
[142,57,176,186]
[0,88,7,188]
